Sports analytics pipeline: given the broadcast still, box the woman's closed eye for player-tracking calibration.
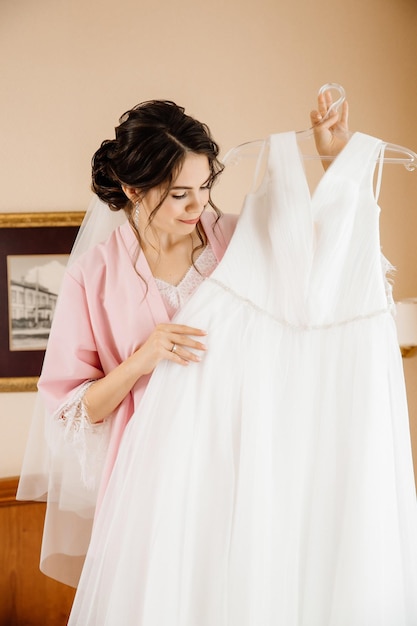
[171,185,211,200]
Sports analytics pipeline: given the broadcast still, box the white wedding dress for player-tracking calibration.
[69,132,417,625]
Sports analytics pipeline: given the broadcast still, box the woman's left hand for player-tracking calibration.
[310,90,349,168]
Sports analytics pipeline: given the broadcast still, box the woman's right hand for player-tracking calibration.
[131,323,208,376]
[83,323,207,424]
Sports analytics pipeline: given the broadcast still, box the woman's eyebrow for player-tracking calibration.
[170,178,211,190]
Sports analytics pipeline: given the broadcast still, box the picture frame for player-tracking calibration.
[0,212,85,392]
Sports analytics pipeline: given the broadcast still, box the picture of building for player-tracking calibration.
[7,254,68,351]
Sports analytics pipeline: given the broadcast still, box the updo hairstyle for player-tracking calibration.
[91,100,224,219]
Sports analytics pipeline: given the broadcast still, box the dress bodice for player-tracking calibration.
[210,132,390,327]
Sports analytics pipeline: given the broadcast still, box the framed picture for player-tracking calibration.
[0,212,84,392]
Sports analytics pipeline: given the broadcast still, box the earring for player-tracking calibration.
[134,201,140,226]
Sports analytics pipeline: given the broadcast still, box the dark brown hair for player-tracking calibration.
[91,100,224,255]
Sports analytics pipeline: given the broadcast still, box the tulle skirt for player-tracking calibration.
[68,279,417,625]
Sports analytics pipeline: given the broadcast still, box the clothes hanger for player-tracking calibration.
[223,83,417,171]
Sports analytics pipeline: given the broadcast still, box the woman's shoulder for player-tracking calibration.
[201,211,239,261]
[67,221,134,283]
[219,212,239,229]
[202,211,238,237]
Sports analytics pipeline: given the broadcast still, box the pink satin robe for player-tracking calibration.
[18,211,237,587]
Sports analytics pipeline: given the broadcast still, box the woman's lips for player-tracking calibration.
[179,217,200,225]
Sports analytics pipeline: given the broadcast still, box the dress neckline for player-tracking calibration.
[292,130,359,204]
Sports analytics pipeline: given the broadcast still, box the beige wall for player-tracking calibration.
[1,0,417,477]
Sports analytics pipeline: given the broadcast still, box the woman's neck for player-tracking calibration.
[138,226,205,285]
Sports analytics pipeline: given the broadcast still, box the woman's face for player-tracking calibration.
[141,152,211,238]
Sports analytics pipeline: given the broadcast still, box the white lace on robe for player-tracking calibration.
[49,380,111,492]
[155,243,217,318]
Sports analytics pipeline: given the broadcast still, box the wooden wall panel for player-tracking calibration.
[0,477,75,626]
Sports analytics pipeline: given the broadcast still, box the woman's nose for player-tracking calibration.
[187,192,205,211]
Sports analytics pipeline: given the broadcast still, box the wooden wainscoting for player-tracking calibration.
[0,477,75,626]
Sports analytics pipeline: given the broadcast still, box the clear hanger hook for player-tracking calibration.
[317,83,346,122]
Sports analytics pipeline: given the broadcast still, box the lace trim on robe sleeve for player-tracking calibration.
[54,379,98,432]
[48,380,111,492]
